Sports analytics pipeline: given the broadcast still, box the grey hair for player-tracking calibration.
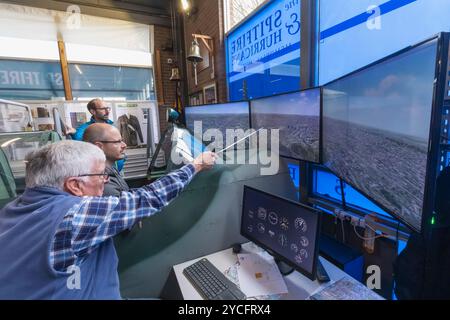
[25,140,106,189]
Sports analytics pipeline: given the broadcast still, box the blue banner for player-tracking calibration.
[226,0,300,101]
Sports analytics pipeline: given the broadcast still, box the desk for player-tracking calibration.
[173,243,357,300]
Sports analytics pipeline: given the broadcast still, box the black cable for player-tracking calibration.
[339,178,347,210]
[338,178,347,243]
[395,220,400,254]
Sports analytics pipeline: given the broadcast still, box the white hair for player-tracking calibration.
[25,140,106,189]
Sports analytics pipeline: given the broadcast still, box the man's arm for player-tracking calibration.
[51,152,216,271]
[70,164,196,256]
[72,123,88,141]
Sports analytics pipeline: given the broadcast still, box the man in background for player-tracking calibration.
[72,98,113,141]
[83,123,128,197]
[72,98,125,171]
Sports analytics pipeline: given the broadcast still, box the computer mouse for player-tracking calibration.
[232,243,242,254]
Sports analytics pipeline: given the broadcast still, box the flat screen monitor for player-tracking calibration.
[241,186,321,280]
[250,88,321,163]
[184,102,250,150]
[322,37,438,232]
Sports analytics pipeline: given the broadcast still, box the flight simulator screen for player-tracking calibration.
[322,38,438,232]
[185,102,250,150]
[250,88,321,163]
[241,186,321,280]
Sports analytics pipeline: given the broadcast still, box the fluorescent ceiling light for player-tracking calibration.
[75,65,83,74]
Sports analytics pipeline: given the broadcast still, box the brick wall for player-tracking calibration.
[152,0,228,137]
[153,25,177,135]
[183,0,227,104]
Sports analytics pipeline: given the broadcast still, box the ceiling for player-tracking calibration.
[118,0,171,12]
[111,0,171,15]
[2,0,174,25]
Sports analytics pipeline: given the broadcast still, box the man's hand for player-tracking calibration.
[193,152,218,173]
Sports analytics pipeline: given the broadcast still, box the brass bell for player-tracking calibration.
[169,67,180,81]
[187,38,203,63]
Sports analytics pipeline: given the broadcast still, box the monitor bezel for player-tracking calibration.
[240,185,322,281]
[321,34,444,233]
[422,32,450,235]
[249,87,323,164]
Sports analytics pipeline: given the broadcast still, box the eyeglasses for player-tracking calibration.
[78,171,110,181]
[99,140,125,144]
[95,107,111,111]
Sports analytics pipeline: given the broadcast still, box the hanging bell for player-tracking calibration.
[169,67,180,81]
[187,38,203,63]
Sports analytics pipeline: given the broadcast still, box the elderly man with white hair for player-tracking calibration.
[0,140,217,299]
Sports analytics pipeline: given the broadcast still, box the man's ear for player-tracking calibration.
[64,177,84,196]
[88,109,95,116]
[94,141,104,150]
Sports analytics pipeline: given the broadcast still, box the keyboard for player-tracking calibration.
[183,258,246,300]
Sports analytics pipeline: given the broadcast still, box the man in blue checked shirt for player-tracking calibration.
[0,140,217,299]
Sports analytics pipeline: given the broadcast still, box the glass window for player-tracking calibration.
[312,166,393,218]
[69,64,155,101]
[397,239,407,255]
[0,59,65,100]
[287,161,300,200]
[312,166,343,203]
[226,0,300,101]
[224,0,266,33]
[343,182,392,218]
[318,0,450,84]
[287,161,300,188]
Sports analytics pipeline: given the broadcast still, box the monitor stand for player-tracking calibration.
[316,259,330,282]
[275,259,295,276]
[276,258,330,282]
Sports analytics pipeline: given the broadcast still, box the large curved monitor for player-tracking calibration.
[322,37,438,232]
[250,89,321,163]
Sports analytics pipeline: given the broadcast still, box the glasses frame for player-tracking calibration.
[77,171,110,181]
[99,140,125,144]
[94,107,111,112]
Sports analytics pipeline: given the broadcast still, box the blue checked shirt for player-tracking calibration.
[51,164,196,271]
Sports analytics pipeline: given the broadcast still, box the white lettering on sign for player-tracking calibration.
[0,70,63,87]
[0,71,41,86]
[0,71,8,84]
[228,0,301,73]
[48,73,63,86]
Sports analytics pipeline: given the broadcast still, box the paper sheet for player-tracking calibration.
[309,276,384,300]
[237,253,288,298]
